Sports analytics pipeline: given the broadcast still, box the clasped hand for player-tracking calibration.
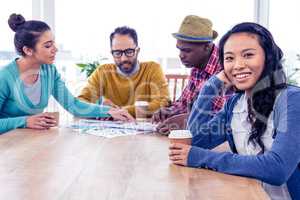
[169,143,191,166]
[26,112,57,130]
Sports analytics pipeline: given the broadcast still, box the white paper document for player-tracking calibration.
[69,119,157,138]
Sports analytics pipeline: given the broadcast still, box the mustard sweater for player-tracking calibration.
[78,61,170,117]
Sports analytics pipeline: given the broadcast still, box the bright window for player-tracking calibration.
[55,0,254,72]
[0,1,32,52]
[269,1,300,84]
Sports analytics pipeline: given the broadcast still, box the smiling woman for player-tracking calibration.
[177,22,300,199]
[223,32,266,95]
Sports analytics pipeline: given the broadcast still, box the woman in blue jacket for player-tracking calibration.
[0,14,134,133]
[169,22,300,199]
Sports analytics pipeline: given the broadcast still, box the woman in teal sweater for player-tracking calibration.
[0,14,134,134]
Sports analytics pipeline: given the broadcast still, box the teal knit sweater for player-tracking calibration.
[0,60,110,133]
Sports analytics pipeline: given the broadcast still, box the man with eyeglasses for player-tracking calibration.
[78,26,170,118]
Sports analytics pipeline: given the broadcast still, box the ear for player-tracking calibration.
[136,47,140,55]
[22,46,34,57]
[204,43,212,51]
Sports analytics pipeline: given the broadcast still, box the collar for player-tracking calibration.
[192,44,221,75]
[116,62,140,77]
[233,94,248,113]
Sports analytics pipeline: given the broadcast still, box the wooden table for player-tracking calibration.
[0,127,270,200]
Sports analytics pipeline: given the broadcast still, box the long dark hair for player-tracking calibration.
[218,22,287,153]
[8,13,50,56]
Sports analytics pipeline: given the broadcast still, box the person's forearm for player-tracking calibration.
[0,116,27,134]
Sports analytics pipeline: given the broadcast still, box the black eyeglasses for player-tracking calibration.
[111,47,137,58]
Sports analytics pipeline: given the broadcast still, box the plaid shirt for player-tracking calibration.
[169,45,225,117]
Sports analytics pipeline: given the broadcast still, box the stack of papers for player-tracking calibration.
[69,119,157,138]
[85,128,142,138]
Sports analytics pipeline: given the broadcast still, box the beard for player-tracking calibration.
[117,59,138,75]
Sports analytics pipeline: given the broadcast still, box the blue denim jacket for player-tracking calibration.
[188,75,300,199]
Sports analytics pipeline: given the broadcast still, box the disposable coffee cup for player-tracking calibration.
[49,112,60,126]
[168,130,192,145]
[135,101,149,122]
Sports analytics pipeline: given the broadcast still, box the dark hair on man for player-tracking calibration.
[8,13,50,56]
[218,22,287,153]
[110,26,138,47]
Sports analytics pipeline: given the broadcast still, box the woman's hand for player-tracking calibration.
[169,143,192,166]
[108,107,135,122]
[26,113,57,130]
[216,70,232,88]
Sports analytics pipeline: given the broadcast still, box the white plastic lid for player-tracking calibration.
[168,130,192,139]
[135,101,149,106]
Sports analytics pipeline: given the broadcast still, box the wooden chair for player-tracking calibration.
[165,74,189,102]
